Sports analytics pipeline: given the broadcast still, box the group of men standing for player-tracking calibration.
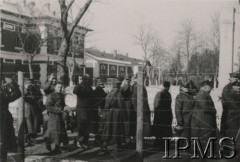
[152,72,240,153]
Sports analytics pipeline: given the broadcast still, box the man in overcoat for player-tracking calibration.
[220,73,240,150]
[44,82,68,153]
[221,73,240,137]
[0,79,21,162]
[153,81,173,150]
[73,74,94,148]
[175,81,195,140]
[121,75,134,140]
[191,80,217,147]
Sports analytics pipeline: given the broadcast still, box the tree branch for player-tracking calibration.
[69,0,93,38]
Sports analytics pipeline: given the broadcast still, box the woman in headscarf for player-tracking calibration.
[102,80,128,151]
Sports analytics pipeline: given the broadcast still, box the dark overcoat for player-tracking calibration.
[92,86,107,134]
[73,83,94,133]
[221,84,240,140]
[131,83,151,137]
[44,92,68,146]
[121,84,135,136]
[153,90,173,138]
[102,88,128,142]
[0,82,21,161]
[175,91,195,139]
[191,90,217,145]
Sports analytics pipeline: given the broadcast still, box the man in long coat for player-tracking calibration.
[221,76,240,150]
[221,73,240,137]
[0,79,21,162]
[153,81,173,149]
[44,82,68,153]
[191,80,217,147]
[93,79,107,144]
[175,81,195,140]
[73,74,94,148]
[121,76,134,139]
[102,80,128,151]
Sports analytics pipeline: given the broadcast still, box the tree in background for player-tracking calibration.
[16,2,52,79]
[177,19,196,80]
[57,0,92,84]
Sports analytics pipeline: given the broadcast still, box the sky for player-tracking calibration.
[34,0,238,59]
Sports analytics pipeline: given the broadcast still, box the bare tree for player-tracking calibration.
[57,0,92,83]
[133,24,155,61]
[149,38,170,82]
[210,12,220,53]
[177,19,195,79]
[16,2,52,79]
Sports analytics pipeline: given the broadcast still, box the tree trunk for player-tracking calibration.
[28,58,34,79]
[57,38,69,84]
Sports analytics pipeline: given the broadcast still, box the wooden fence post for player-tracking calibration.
[137,72,144,162]
[17,71,25,161]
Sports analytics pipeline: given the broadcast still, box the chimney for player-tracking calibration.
[126,53,128,57]
[52,11,56,16]
[114,50,117,58]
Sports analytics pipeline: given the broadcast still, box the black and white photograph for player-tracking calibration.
[0,0,240,161]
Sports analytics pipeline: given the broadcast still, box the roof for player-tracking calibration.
[85,48,143,66]
[0,0,92,32]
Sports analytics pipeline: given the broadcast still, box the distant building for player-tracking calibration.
[0,0,91,85]
[85,49,144,81]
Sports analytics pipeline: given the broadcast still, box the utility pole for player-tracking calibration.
[137,72,143,162]
[17,71,25,161]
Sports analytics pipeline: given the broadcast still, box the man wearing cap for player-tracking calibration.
[92,79,107,144]
[191,80,217,147]
[153,81,173,149]
[73,74,94,148]
[44,81,69,153]
[175,81,195,141]
[220,73,240,148]
[121,75,134,142]
[102,80,128,151]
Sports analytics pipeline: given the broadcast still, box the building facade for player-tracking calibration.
[84,49,144,81]
[0,0,91,86]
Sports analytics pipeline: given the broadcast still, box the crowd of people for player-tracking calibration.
[153,72,240,153]
[0,71,240,161]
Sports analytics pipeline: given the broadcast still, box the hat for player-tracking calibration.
[199,80,213,87]
[113,80,121,88]
[125,75,132,80]
[163,81,170,87]
[229,72,240,79]
[232,81,240,86]
[180,81,190,88]
[96,79,104,86]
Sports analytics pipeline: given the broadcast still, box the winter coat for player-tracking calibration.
[191,90,217,145]
[131,83,151,137]
[175,91,195,139]
[44,92,68,146]
[73,83,94,121]
[221,84,240,140]
[102,88,128,142]
[153,90,173,138]
[121,84,135,136]
[0,82,21,157]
